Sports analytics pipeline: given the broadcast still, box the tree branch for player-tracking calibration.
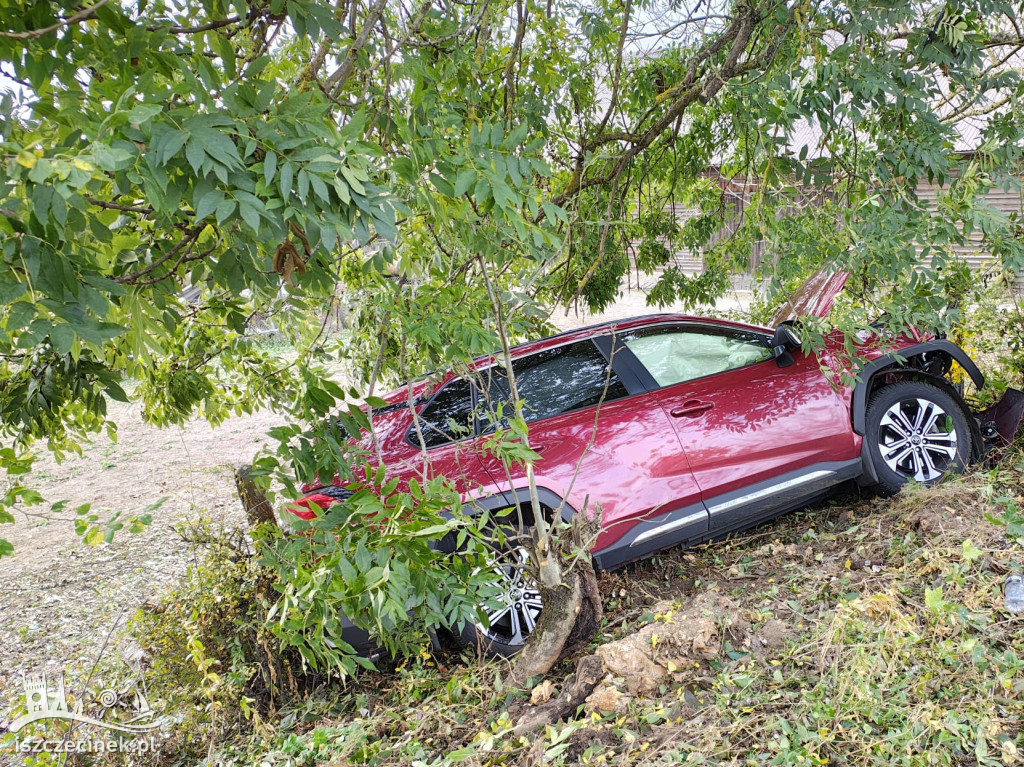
[114,226,204,284]
[0,0,112,40]
[503,0,528,114]
[563,6,774,304]
[323,0,390,96]
[86,196,153,215]
[149,16,242,34]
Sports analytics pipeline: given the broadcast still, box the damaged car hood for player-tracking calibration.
[770,267,849,326]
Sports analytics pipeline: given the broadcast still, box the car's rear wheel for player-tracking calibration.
[458,529,542,657]
[864,380,973,495]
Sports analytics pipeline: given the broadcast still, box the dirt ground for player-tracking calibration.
[0,280,751,725]
[0,403,283,719]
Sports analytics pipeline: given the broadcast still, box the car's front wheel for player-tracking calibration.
[864,380,973,495]
[458,531,542,657]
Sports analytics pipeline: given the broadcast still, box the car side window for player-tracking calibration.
[622,326,773,388]
[416,377,474,447]
[478,340,628,428]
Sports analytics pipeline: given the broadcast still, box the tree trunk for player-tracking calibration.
[234,464,278,529]
[509,514,603,688]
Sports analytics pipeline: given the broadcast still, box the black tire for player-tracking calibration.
[863,380,973,496]
[457,527,542,658]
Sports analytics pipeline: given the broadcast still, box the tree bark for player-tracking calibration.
[509,570,582,687]
[234,464,278,529]
[511,654,605,737]
[559,556,602,659]
[509,523,603,687]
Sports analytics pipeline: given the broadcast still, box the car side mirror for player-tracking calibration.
[772,322,801,368]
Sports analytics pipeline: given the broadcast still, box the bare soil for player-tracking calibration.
[0,403,282,721]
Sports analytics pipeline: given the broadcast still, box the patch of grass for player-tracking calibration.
[129,453,1024,767]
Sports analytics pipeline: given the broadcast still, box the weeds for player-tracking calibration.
[114,452,1024,767]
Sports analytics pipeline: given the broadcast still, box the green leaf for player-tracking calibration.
[51,324,75,355]
[92,144,134,171]
[75,319,126,346]
[215,199,237,224]
[104,380,129,402]
[279,161,294,200]
[0,281,26,304]
[340,166,366,195]
[924,586,945,614]
[454,168,476,197]
[6,301,36,331]
[309,173,330,202]
[393,156,417,183]
[264,151,278,186]
[158,130,189,164]
[128,103,163,124]
[185,140,206,173]
[191,127,242,168]
[961,539,982,564]
[429,172,454,197]
[195,189,225,220]
[239,202,261,233]
[28,158,51,184]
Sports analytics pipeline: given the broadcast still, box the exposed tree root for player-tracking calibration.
[511,654,606,738]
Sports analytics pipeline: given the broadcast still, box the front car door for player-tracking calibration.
[615,321,863,537]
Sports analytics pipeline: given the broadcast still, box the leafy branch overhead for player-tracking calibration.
[0,0,1022,600]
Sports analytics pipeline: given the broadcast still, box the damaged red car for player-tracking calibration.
[289,270,1023,656]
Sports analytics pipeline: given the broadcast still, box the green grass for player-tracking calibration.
[132,452,1024,767]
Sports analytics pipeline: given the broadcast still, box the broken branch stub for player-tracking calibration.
[234,464,278,529]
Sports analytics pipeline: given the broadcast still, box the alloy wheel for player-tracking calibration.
[478,546,543,647]
[877,397,958,482]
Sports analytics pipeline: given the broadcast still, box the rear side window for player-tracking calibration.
[416,377,474,447]
[479,340,628,428]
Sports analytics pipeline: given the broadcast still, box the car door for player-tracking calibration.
[616,322,862,535]
[470,337,708,567]
[402,375,489,496]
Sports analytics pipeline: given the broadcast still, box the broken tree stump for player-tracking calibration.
[234,464,278,529]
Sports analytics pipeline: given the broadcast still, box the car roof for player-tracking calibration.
[489,312,772,361]
[387,312,773,406]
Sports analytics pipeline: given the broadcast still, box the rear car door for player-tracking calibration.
[616,323,862,536]
[473,337,708,567]
[404,375,488,495]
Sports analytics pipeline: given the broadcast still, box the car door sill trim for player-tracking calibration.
[629,510,708,547]
[708,470,836,515]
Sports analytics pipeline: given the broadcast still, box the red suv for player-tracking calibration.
[289,271,999,655]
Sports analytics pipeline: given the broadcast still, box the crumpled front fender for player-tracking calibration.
[977,388,1024,445]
